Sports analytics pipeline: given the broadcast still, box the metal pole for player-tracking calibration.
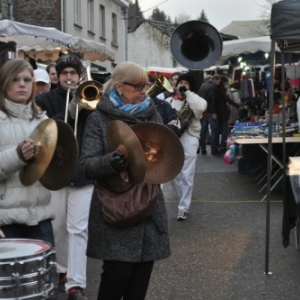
[265,40,276,275]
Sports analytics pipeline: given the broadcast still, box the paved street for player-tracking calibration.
[59,148,300,300]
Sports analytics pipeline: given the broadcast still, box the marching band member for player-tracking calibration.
[0,58,57,299]
[79,61,171,300]
[35,54,93,300]
[165,72,207,221]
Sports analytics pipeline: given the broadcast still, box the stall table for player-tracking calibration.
[235,137,300,200]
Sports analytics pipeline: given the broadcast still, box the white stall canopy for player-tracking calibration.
[221,36,281,61]
[0,19,114,62]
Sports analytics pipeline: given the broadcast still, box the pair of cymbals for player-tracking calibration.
[19,119,78,190]
[106,120,184,184]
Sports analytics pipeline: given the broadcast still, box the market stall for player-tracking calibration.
[0,19,114,62]
[266,0,300,274]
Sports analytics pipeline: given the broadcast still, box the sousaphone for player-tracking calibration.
[19,119,78,190]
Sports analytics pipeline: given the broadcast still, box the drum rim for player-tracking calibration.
[0,238,52,262]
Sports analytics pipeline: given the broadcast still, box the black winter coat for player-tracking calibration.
[217,85,240,120]
[153,97,181,136]
[197,80,218,114]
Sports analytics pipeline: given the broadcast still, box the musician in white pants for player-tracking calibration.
[50,185,93,292]
[35,54,94,300]
[165,72,207,221]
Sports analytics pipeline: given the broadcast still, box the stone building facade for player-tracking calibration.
[0,0,129,72]
[13,0,61,29]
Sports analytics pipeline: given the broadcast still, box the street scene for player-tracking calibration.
[1,1,300,300]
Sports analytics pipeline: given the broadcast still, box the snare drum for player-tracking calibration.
[0,239,57,299]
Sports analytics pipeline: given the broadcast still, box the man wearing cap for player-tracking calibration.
[165,72,207,221]
[33,69,51,98]
[35,54,93,300]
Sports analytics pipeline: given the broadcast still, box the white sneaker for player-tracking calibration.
[177,210,187,221]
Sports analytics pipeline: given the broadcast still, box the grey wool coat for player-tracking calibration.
[79,93,171,262]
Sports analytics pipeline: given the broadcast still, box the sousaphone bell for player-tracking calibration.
[106,120,184,184]
[19,119,78,190]
[170,20,223,70]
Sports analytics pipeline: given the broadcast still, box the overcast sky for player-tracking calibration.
[138,0,266,30]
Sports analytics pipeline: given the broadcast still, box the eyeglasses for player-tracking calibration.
[12,77,33,85]
[60,70,78,76]
[122,82,151,91]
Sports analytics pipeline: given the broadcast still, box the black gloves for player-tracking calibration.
[179,86,187,94]
[109,151,128,172]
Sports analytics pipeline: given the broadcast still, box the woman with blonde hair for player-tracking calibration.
[0,58,55,248]
[80,61,171,300]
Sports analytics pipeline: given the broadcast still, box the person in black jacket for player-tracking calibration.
[197,74,222,155]
[35,54,93,300]
[217,76,243,152]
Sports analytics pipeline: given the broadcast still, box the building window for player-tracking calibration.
[88,0,94,32]
[100,5,105,38]
[112,13,117,45]
[74,0,81,25]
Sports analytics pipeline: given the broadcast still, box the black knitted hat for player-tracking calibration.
[176,72,196,92]
[56,54,84,77]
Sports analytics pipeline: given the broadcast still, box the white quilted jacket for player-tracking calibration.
[0,99,54,226]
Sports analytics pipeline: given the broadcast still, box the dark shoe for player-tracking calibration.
[201,149,207,155]
[211,149,221,155]
[67,287,87,300]
[58,273,67,292]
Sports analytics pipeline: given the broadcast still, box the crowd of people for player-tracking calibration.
[0,55,243,300]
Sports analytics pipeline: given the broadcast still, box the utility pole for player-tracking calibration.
[135,0,139,28]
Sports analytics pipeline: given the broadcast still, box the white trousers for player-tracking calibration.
[50,184,93,291]
[171,132,198,212]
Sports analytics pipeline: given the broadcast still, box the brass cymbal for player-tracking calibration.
[106,120,146,184]
[39,120,78,191]
[19,119,58,186]
[131,122,184,184]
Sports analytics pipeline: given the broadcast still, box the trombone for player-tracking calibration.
[65,66,102,136]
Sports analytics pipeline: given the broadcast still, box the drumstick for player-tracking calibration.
[0,228,5,238]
